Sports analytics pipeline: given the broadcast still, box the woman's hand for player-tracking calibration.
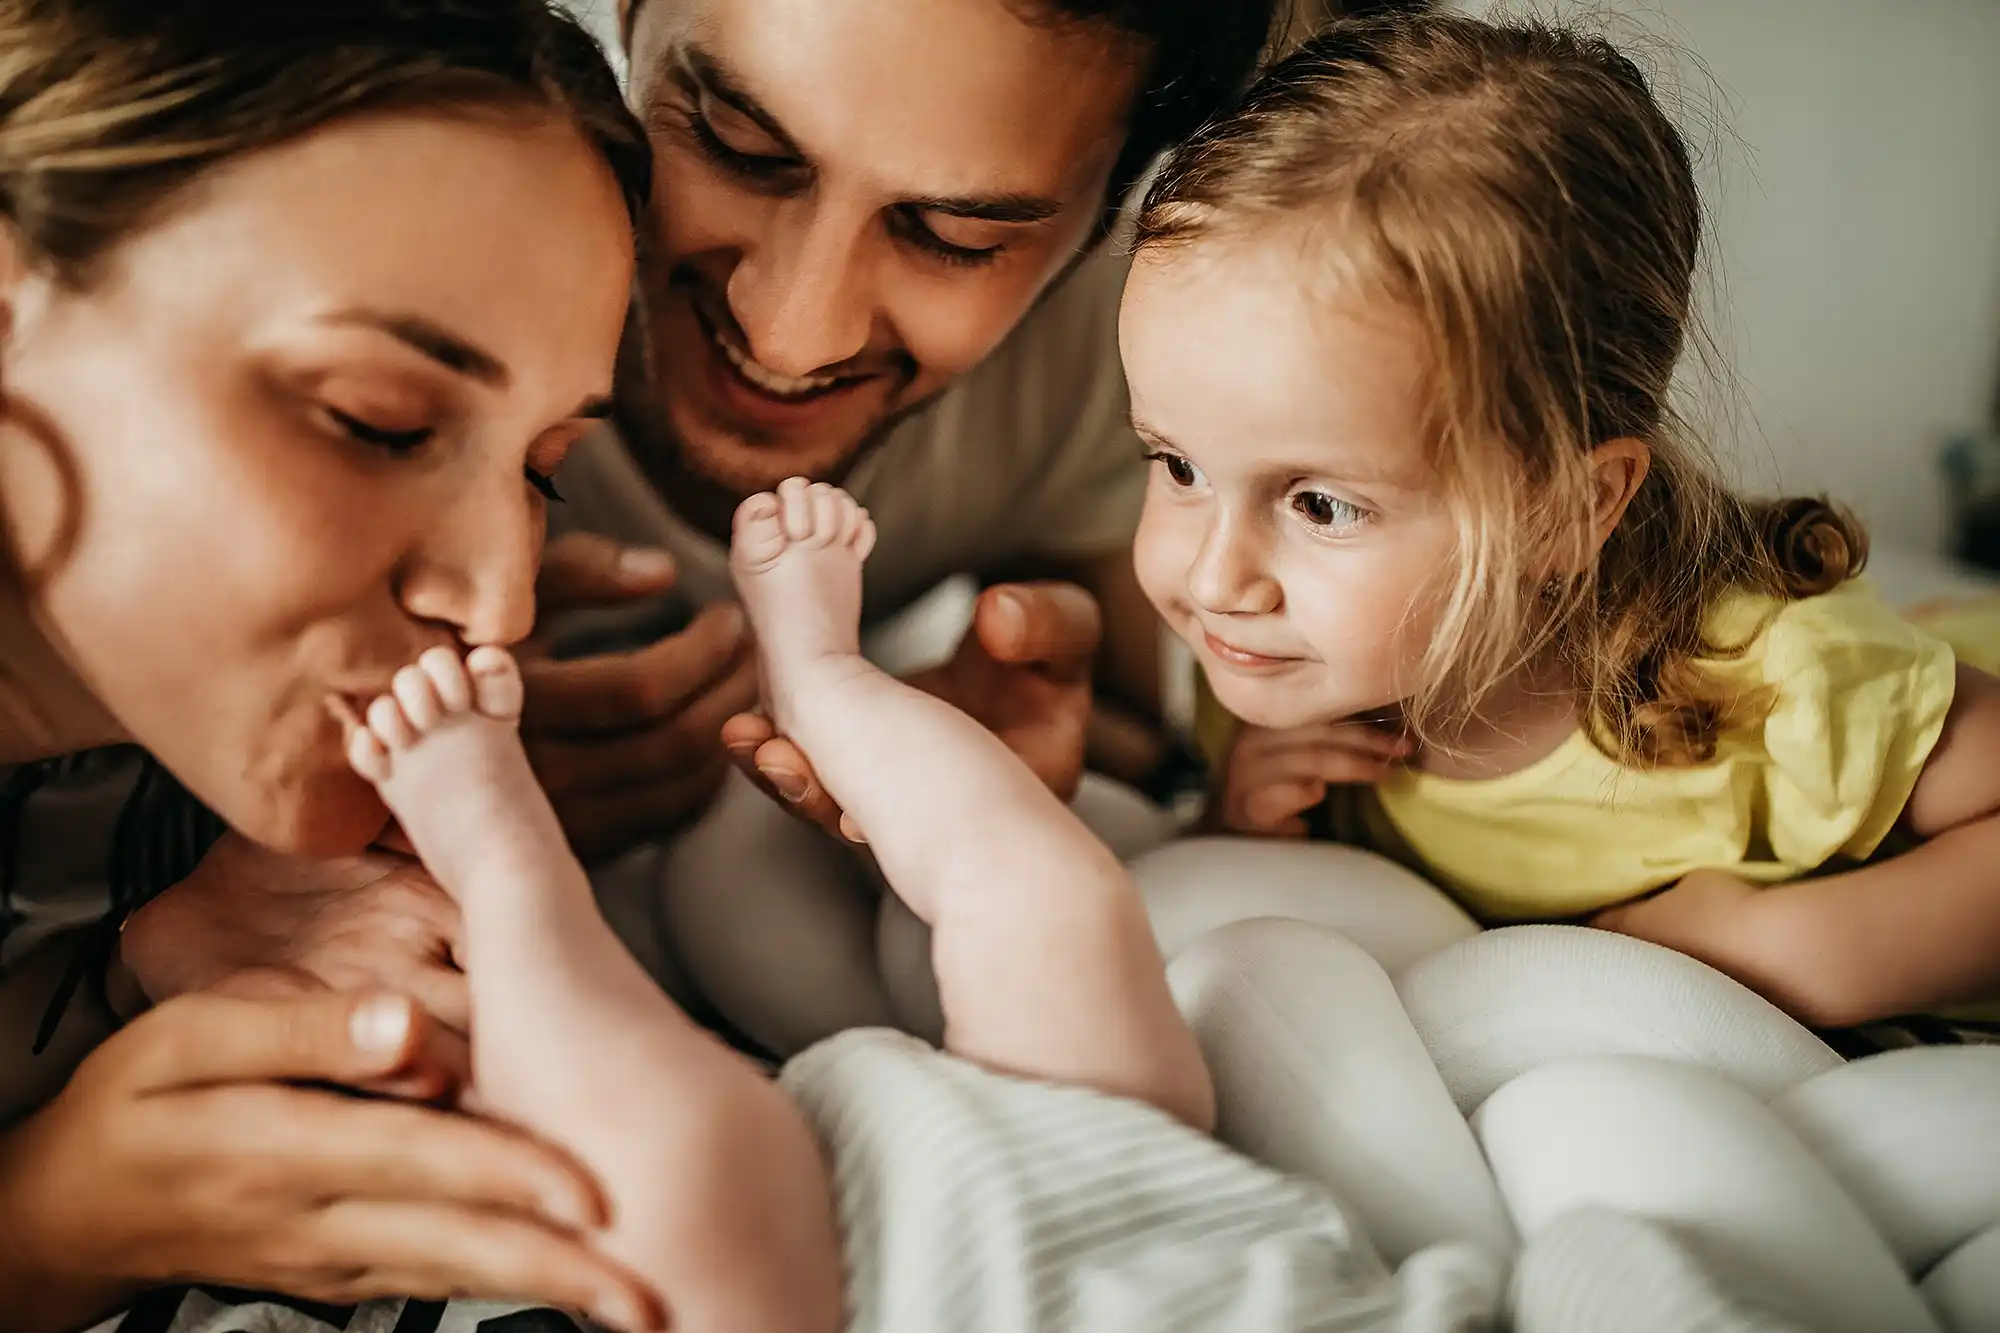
[1208,721,1412,837]
[0,991,664,1333]
[121,834,470,1095]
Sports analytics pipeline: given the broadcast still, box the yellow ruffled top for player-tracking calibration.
[1195,578,1964,922]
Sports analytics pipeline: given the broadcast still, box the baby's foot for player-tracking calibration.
[342,645,550,896]
[730,477,876,704]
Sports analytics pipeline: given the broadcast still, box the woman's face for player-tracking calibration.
[0,109,635,855]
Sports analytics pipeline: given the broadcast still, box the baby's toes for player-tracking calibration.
[851,513,878,563]
[777,475,816,541]
[466,646,525,722]
[391,664,446,735]
[731,492,789,565]
[366,693,418,752]
[806,482,845,547]
[346,725,393,785]
[417,646,474,716]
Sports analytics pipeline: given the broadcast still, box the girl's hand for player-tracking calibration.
[0,991,664,1333]
[1209,721,1412,837]
[1590,869,1758,960]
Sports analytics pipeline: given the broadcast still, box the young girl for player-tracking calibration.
[1120,13,2000,1041]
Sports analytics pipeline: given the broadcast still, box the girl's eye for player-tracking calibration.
[1291,489,1369,532]
[1145,450,1204,489]
[332,408,432,454]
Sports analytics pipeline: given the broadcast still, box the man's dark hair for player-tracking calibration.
[1026,1,1284,215]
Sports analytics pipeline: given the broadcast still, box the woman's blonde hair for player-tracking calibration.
[1135,12,1864,767]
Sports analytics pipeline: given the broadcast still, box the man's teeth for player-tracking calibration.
[715,330,841,398]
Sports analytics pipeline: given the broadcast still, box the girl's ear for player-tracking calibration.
[1587,437,1650,554]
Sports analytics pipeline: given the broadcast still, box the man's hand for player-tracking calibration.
[520,532,759,862]
[722,581,1100,840]
[120,835,470,1097]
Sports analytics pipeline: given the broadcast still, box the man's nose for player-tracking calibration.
[727,198,875,377]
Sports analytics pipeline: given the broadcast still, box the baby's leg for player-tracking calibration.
[731,479,1211,1127]
[345,648,841,1333]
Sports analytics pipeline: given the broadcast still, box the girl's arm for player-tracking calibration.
[1599,663,2000,1028]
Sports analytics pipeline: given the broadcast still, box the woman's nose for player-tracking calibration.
[727,198,874,377]
[1187,517,1282,617]
[397,474,541,648]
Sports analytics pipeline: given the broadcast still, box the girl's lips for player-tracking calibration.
[1202,631,1300,670]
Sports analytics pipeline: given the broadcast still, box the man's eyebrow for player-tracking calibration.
[677,47,1060,224]
[327,309,507,385]
[679,47,803,158]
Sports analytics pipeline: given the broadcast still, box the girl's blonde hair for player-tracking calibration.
[1135,12,1863,767]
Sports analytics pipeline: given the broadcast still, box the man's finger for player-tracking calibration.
[530,659,756,795]
[745,737,847,835]
[972,582,1102,683]
[535,532,676,614]
[521,603,749,734]
[721,710,776,756]
[554,764,732,863]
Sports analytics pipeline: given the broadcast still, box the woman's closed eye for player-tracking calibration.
[331,407,431,453]
[331,408,564,503]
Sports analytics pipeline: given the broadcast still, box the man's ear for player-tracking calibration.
[1587,437,1651,553]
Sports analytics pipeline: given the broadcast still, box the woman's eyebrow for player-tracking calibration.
[325,308,507,385]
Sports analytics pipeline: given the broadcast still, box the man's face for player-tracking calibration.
[621,0,1144,496]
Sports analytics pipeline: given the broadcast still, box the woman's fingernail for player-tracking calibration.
[766,769,808,802]
[617,548,675,584]
[350,996,412,1059]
